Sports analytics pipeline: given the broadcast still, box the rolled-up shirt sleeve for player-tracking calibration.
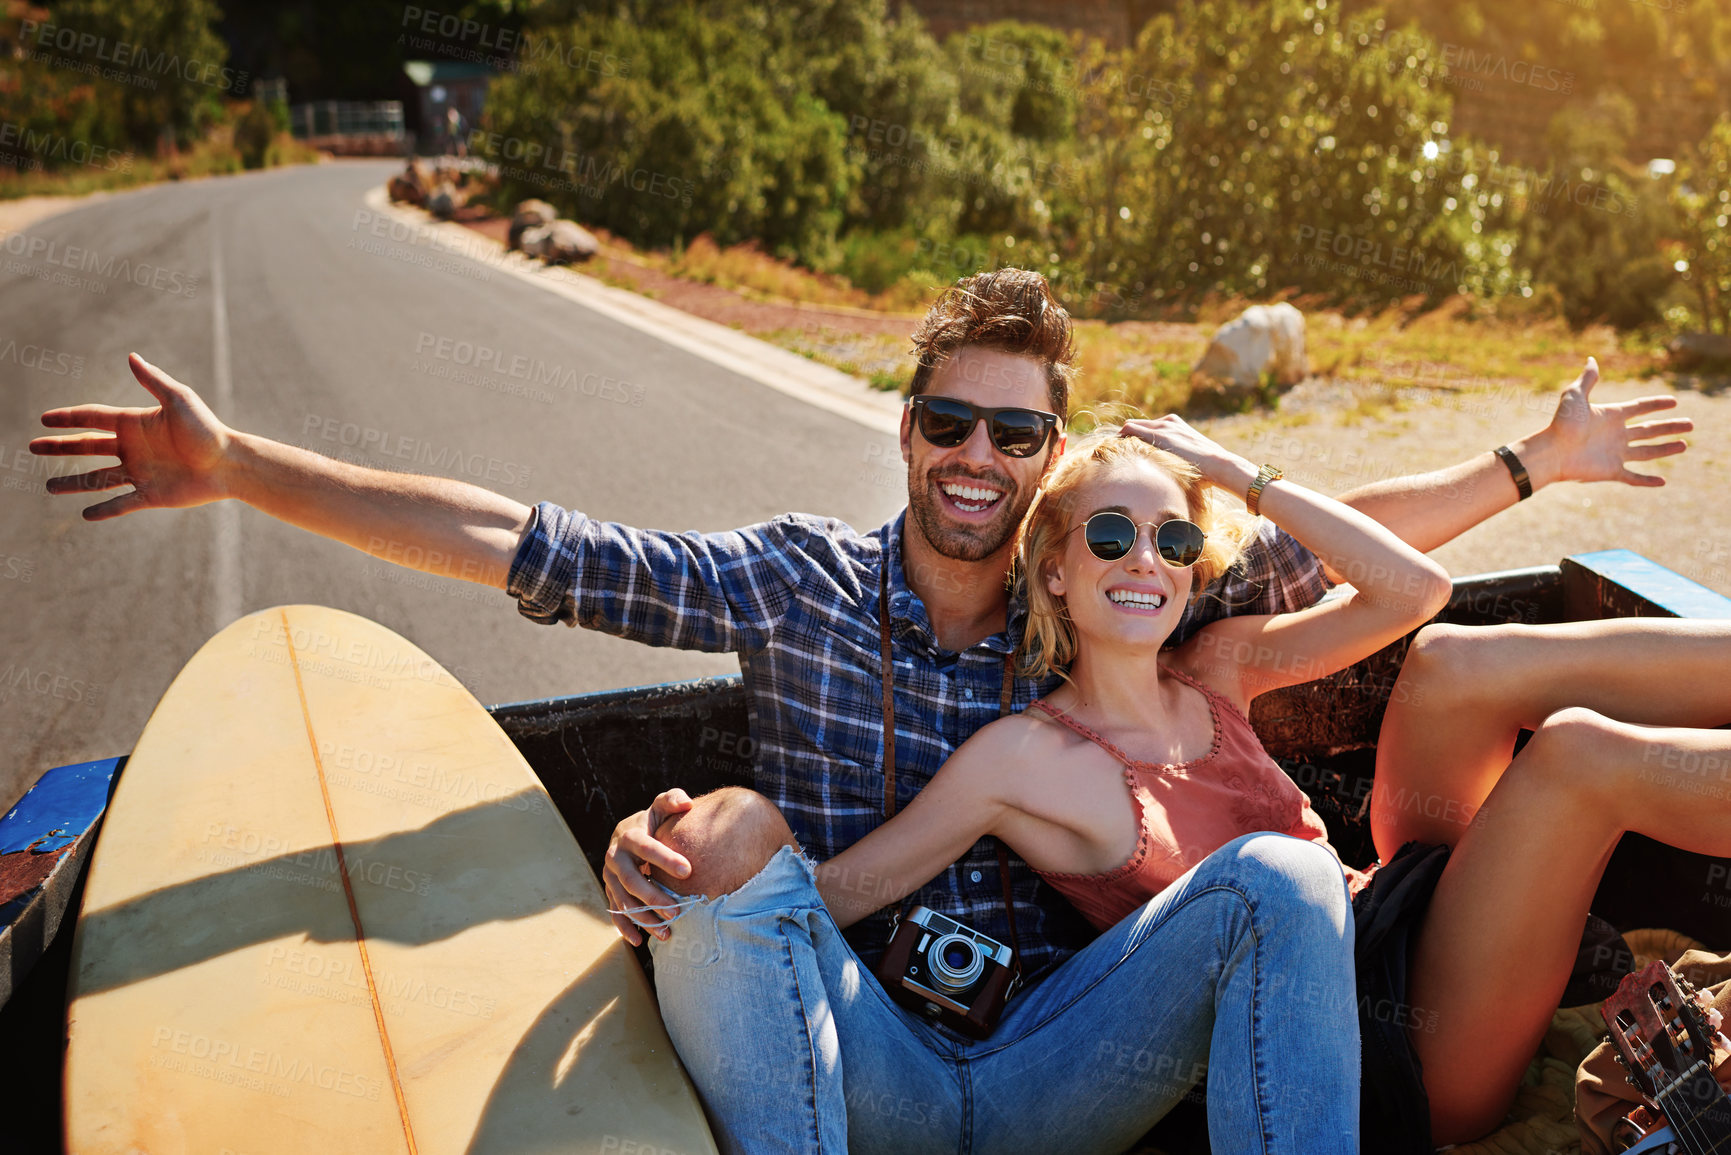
[505,500,827,654]
[1172,520,1330,643]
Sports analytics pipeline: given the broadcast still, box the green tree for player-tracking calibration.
[1516,93,1675,328]
[1365,0,1727,161]
[0,4,127,169]
[232,99,275,169]
[1058,0,1483,312]
[1671,116,1731,334]
[45,0,232,151]
[481,6,861,263]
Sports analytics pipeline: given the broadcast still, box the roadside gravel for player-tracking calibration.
[0,193,100,235]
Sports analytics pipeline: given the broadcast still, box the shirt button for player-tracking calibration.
[963,688,973,700]
[970,870,983,882]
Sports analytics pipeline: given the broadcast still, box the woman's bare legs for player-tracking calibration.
[1372,619,1731,857]
[1406,708,1731,1142]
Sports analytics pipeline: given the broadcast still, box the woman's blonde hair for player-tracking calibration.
[1013,431,1255,680]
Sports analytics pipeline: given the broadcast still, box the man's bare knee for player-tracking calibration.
[650,787,799,897]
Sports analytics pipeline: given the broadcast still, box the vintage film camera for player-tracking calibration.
[878,906,1019,1040]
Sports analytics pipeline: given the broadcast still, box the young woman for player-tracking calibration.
[807,425,1456,1149]
[801,428,1731,1148]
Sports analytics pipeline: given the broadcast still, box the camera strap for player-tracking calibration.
[879,558,1023,978]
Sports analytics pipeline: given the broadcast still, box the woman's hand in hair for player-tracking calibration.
[1117,415,1256,497]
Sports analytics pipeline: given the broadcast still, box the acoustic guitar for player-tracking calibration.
[1605,960,1731,1153]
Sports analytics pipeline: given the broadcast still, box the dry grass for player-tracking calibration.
[573,229,1676,423]
[740,297,1666,427]
[0,129,322,201]
[1072,320,1206,420]
[1066,297,1662,423]
[628,234,929,314]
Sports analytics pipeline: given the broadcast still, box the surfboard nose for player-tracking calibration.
[64,605,717,1155]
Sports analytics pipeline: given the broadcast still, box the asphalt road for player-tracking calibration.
[0,160,907,812]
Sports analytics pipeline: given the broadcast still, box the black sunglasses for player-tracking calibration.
[909,395,1059,459]
[1072,512,1207,569]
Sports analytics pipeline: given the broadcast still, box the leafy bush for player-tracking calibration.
[1671,116,1731,334]
[1512,95,1677,329]
[481,7,863,264]
[0,0,233,182]
[233,101,277,170]
[33,0,231,152]
[1044,1,1486,313]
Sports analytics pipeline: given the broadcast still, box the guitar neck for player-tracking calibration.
[1606,961,1731,1155]
[1655,1066,1731,1154]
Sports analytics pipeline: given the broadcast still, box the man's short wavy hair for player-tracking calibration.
[1012,432,1255,680]
[908,268,1075,420]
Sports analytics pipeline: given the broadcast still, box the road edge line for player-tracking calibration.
[360,186,902,436]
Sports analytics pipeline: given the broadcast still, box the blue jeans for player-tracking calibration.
[648,832,1359,1155]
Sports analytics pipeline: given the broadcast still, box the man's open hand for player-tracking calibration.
[30,354,232,519]
[1538,357,1692,487]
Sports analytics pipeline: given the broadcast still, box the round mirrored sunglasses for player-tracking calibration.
[1073,511,1206,569]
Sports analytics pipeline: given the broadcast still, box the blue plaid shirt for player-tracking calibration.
[507,503,1328,980]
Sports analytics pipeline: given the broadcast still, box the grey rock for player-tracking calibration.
[1668,331,1731,370]
[426,182,458,220]
[522,219,599,265]
[1193,302,1308,394]
[507,199,558,251]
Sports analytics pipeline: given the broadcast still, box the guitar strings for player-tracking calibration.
[1656,1058,1715,1153]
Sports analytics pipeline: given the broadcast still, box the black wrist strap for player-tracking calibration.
[879,560,1023,977]
[1494,445,1533,501]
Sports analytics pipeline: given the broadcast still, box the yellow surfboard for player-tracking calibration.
[64,606,717,1155]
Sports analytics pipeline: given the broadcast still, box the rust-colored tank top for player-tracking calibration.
[1026,665,1372,932]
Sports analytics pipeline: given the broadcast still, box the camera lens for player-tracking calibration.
[928,933,984,992]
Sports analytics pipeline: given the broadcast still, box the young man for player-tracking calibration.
[32,270,1688,1152]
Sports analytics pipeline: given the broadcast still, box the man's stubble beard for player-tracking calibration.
[907,468,1033,564]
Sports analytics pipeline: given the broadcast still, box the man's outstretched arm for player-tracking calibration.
[1332,357,1691,557]
[31,353,530,588]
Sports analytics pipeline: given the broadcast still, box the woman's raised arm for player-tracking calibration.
[1138,418,1452,709]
